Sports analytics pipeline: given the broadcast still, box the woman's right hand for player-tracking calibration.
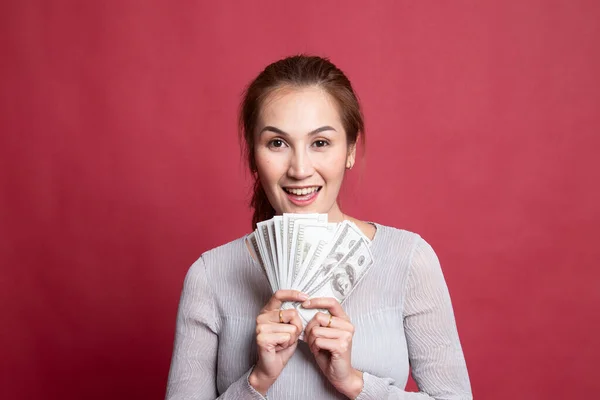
[249,290,308,395]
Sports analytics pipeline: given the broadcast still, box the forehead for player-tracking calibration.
[258,86,343,133]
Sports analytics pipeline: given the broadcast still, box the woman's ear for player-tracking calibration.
[346,143,357,169]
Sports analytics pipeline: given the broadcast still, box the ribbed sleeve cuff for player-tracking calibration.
[243,366,268,400]
[355,371,394,400]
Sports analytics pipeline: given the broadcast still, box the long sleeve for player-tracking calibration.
[165,256,266,400]
[356,237,472,400]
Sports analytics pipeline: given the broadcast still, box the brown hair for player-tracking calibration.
[239,55,365,229]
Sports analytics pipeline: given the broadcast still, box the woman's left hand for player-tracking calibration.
[302,297,364,399]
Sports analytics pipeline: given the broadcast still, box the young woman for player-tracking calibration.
[166,55,472,399]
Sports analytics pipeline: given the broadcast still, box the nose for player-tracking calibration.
[287,147,315,180]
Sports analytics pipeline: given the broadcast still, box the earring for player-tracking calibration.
[346,163,353,170]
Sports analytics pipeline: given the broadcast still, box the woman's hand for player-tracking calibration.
[249,290,307,395]
[303,297,364,399]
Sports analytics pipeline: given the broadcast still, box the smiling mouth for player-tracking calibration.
[283,186,322,196]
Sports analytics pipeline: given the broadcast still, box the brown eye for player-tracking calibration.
[313,140,329,148]
[268,139,287,149]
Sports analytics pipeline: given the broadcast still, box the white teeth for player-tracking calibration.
[285,187,319,196]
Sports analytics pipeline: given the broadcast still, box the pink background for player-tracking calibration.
[1,1,599,399]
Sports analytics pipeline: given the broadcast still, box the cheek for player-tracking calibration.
[319,152,347,181]
[255,151,284,185]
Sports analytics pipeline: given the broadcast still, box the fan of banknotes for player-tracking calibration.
[247,213,374,328]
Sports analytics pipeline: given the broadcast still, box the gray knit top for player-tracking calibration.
[166,224,472,399]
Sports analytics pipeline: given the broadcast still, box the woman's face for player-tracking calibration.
[254,86,355,222]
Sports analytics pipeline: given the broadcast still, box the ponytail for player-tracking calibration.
[250,179,276,230]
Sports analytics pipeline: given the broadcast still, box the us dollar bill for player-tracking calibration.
[297,220,368,294]
[297,237,374,323]
[291,228,333,290]
[266,221,279,287]
[273,216,283,279]
[247,232,277,292]
[256,220,278,289]
[283,213,327,288]
[289,221,337,290]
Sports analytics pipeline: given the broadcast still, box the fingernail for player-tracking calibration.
[302,300,310,307]
[298,293,309,301]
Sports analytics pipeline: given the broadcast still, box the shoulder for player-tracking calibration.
[372,222,425,249]
[199,235,248,267]
[372,224,449,291]
[185,235,250,281]
[371,223,441,267]
[367,222,433,275]
[380,224,445,278]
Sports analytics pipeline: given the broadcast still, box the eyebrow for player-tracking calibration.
[259,125,337,136]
